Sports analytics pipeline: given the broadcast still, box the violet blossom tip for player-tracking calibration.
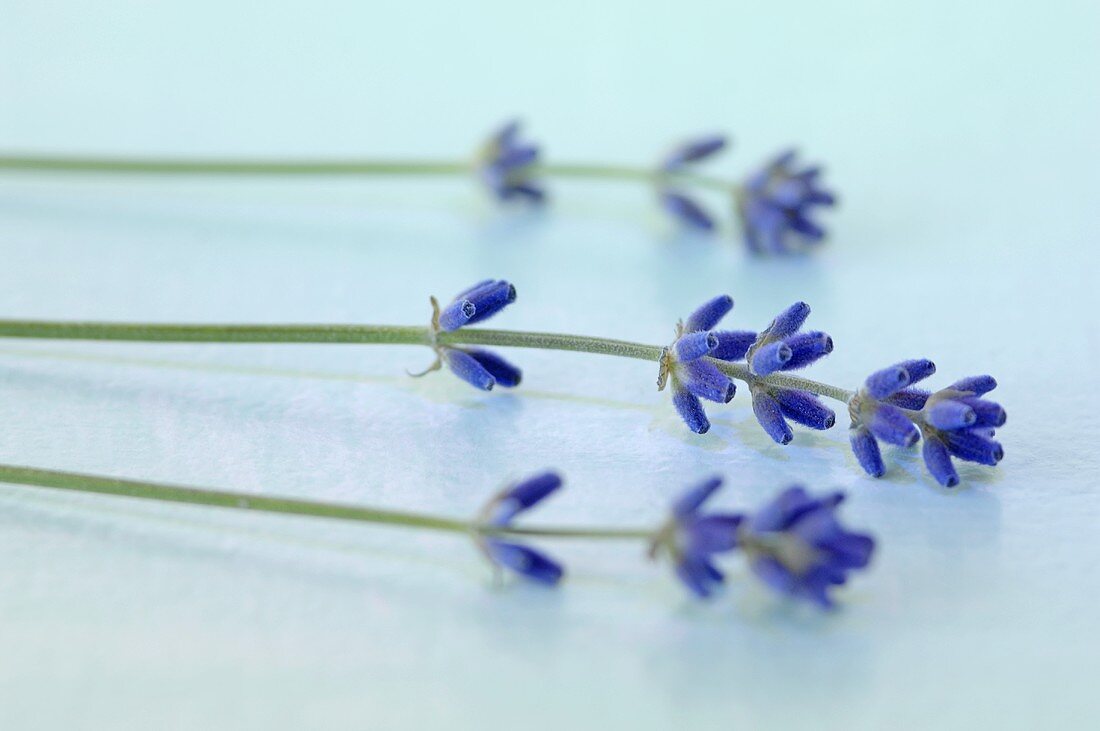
[477,121,545,203]
[662,476,743,599]
[849,426,886,477]
[661,134,728,171]
[685,295,734,333]
[739,150,836,254]
[740,486,875,607]
[660,191,716,231]
[752,389,794,445]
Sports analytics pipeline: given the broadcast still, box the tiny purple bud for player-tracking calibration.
[868,403,920,447]
[773,389,836,430]
[865,364,911,400]
[673,386,710,434]
[674,331,718,362]
[925,400,977,430]
[710,330,757,361]
[850,426,885,477]
[752,390,793,445]
[950,375,997,396]
[921,438,959,488]
[750,341,793,376]
[684,295,734,333]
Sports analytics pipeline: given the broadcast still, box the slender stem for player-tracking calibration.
[0,463,650,541]
[0,156,473,177]
[0,318,855,403]
[441,328,664,361]
[0,154,739,193]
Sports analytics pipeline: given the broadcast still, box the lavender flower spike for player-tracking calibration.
[476,472,565,585]
[744,302,836,443]
[416,279,522,391]
[739,149,836,254]
[648,476,743,598]
[849,361,1005,487]
[659,295,742,434]
[736,486,875,608]
[476,120,545,202]
[658,134,728,231]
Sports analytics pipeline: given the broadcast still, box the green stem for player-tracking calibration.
[0,463,651,541]
[0,318,854,403]
[0,154,739,194]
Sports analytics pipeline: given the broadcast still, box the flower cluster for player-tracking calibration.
[849,362,1005,486]
[734,486,874,608]
[738,150,836,254]
[476,471,564,585]
[660,296,835,443]
[658,134,728,231]
[417,279,523,390]
[658,295,745,434]
[649,478,874,607]
[476,121,545,202]
[745,302,836,444]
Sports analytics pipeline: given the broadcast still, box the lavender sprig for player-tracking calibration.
[0,463,874,608]
[0,121,837,255]
[0,280,1006,487]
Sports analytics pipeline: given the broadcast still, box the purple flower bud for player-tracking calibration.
[781,331,833,370]
[710,330,757,361]
[484,542,563,585]
[865,364,911,400]
[959,397,1006,427]
[773,389,835,430]
[679,359,736,403]
[950,375,997,396]
[921,438,959,487]
[439,279,516,331]
[750,341,793,376]
[925,400,977,430]
[942,431,1003,466]
[463,280,517,326]
[752,390,793,445]
[685,295,734,333]
[662,134,727,170]
[466,348,522,388]
[487,472,563,525]
[868,403,919,446]
[660,191,716,231]
[768,301,811,340]
[442,349,495,391]
[886,388,931,410]
[673,330,718,362]
[850,426,885,477]
[897,358,936,385]
[673,385,710,434]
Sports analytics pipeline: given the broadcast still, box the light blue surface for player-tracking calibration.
[1,1,1098,728]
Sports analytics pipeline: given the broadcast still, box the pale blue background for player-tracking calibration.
[0,1,1098,729]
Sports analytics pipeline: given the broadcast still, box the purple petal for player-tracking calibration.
[684,295,734,333]
[672,386,710,434]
